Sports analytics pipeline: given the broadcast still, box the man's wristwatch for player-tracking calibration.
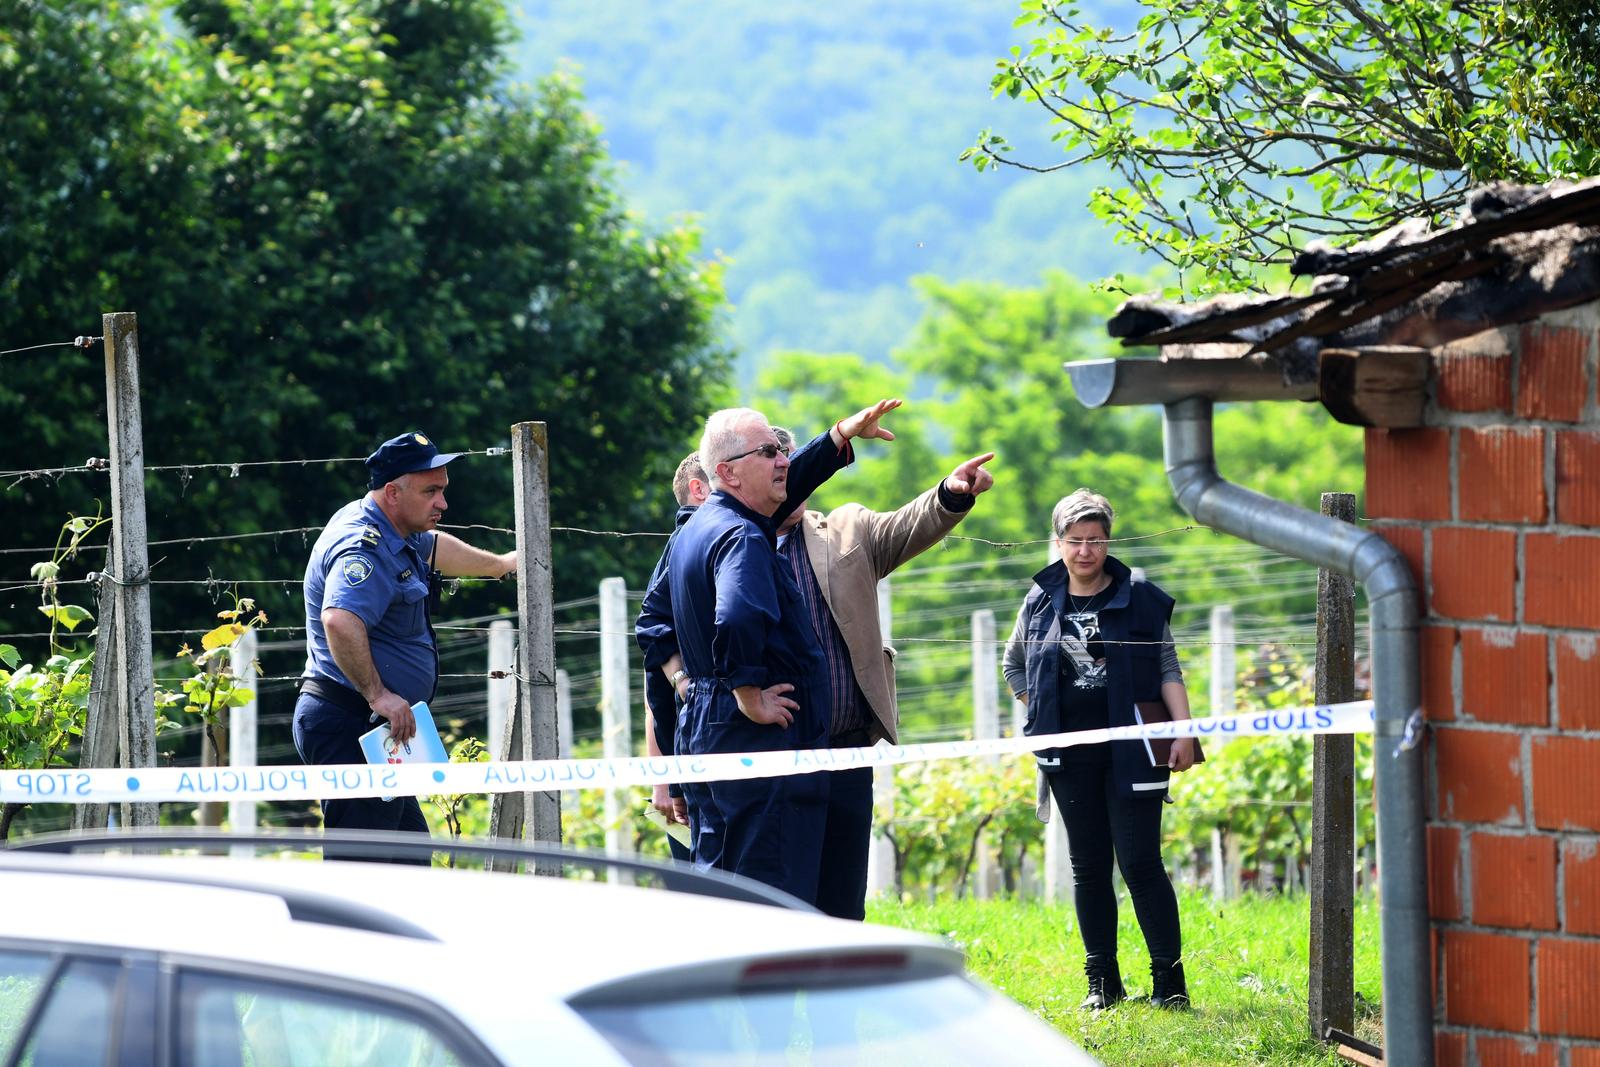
[668,668,689,692]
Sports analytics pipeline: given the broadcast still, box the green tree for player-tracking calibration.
[967,0,1599,292]
[758,272,1163,530]
[1515,2,1600,155]
[0,0,729,631]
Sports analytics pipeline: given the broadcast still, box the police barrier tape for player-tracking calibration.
[0,701,1375,805]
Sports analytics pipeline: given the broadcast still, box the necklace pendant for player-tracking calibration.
[1069,581,1110,615]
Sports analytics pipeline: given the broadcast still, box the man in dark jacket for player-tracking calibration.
[635,401,899,903]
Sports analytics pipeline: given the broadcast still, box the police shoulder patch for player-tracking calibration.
[341,555,375,586]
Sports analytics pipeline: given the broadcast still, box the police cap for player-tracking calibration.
[366,431,462,490]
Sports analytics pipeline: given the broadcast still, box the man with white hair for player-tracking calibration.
[636,401,899,903]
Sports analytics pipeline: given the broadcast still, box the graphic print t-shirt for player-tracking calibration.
[1058,608,1111,763]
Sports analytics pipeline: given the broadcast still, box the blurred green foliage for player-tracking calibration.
[511,0,1152,375]
[0,643,91,839]
[0,0,729,632]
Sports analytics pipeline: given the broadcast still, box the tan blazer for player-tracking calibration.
[794,483,972,744]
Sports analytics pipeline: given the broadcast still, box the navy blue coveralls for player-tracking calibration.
[636,431,852,902]
[294,497,438,846]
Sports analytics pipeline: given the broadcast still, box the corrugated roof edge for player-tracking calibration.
[1107,177,1600,383]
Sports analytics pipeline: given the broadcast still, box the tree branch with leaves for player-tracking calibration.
[966,0,1597,293]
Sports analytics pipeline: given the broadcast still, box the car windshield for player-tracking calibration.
[575,973,1080,1066]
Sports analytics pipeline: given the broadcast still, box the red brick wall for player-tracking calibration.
[1367,308,1600,1061]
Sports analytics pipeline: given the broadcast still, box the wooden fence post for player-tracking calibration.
[486,659,525,870]
[1310,492,1357,1040]
[1210,604,1236,714]
[487,619,513,756]
[511,423,561,854]
[1208,603,1237,901]
[599,576,634,882]
[102,312,157,829]
[556,668,572,760]
[488,423,561,871]
[1210,827,1228,901]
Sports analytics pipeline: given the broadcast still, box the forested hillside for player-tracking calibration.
[513,0,1152,376]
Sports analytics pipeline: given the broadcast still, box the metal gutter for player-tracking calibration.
[1066,356,1432,1067]
[1067,353,1318,407]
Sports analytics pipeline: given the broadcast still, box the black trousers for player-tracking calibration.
[1048,760,1181,961]
[292,692,430,865]
[814,764,874,920]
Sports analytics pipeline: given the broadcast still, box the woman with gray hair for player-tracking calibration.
[1003,488,1197,1011]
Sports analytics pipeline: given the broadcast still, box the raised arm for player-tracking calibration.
[774,399,904,525]
[853,452,996,577]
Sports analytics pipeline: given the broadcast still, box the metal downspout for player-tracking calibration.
[1067,359,1431,1065]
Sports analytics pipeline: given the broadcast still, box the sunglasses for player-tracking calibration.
[721,442,787,463]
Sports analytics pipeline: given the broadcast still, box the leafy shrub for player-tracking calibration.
[0,643,93,840]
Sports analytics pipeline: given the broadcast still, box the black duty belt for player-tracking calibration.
[298,676,370,715]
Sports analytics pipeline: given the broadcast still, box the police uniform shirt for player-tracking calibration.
[302,497,438,705]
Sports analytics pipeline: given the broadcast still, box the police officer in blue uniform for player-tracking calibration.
[295,431,516,856]
[636,400,900,904]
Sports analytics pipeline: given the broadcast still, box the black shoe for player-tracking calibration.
[1149,957,1190,1010]
[1079,954,1126,1010]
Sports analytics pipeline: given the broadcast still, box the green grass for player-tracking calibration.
[868,888,1382,1066]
